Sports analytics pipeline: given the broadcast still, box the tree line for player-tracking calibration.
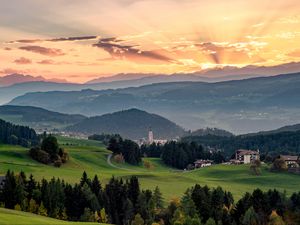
[182,131,300,157]
[142,141,225,169]
[107,136,141,165]
[106,136,225,169]
[1,170,300,224]
[0,119,39,147]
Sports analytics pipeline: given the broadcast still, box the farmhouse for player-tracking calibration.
[194,159,213,168]
[280,155,299,167]
[234,149,260,164]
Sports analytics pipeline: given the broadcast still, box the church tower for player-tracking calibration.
[148,127,154,144]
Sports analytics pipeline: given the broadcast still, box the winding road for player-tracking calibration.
[106,154,138,171]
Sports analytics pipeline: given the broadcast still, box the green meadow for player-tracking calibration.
[0,135,300,202]
[0,208,103,225]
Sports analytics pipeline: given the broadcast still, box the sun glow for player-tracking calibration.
[0,0,300,82]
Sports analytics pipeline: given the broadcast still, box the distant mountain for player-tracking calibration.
[0,74,67,87]
[66,108,186,139]
[189,128,234,137]
[10,72,300,134]
[247,123,300,136]
[2,62,300,104]
[0,105,86,132]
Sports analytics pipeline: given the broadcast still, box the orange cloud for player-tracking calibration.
[287,49,300,58]
[19,46,65,57]
[14,57,32,64]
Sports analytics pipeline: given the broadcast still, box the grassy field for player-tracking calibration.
[0,208,104,225]
[0,136,300,202]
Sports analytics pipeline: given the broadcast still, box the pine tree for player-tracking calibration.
[205,218,216,225]
[127,176,140,208]
[181,189,197,218]
[28,199,38,213]
[80,208,95,222]
[37,202,48,216]
[242,207,259,225]
[153,186,163,209]
[14,204,21,211]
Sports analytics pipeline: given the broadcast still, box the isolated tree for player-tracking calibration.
[250,160,262,176]
[41,135,59,157]
[271,158,288,171]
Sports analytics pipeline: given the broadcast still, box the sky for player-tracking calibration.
[0,0,300,83]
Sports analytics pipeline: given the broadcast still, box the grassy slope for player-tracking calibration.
[1,136,300,201]
[0,208,102,225]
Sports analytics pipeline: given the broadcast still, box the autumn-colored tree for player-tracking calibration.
[269,210,286,225]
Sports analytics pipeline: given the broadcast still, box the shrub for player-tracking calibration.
[114,154,125,164]
[144,160,154,169]
[271,158,288,172]
[54,158,62,167]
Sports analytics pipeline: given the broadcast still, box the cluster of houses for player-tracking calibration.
[192,149,300,170]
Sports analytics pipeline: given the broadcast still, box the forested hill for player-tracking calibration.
[182,130,300,156]
[0,119,39,147]
[0,105,86,128]
[66,108,186,139]
[189,128,234,137]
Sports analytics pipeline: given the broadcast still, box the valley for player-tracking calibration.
[0,136,299,201]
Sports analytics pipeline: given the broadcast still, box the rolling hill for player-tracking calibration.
[0,208,102,225]
[1,136,300,202]
[0,105,86,131]
[66,108,186,139]
[9,72,300,134]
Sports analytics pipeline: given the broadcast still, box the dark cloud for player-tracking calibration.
[14,57,32,64]
[9,36,98,44]
[4,47,12,51]
[19,45,65,56]
[93,38,175,64]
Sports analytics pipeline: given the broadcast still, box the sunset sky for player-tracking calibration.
[1,0,300,82]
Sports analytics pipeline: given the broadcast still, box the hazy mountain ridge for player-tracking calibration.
[0,105,86,131]
[0,74,68,87]
[8,72,300,133]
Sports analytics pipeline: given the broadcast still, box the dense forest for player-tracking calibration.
[107,136,141,165]
[1,171,300,225]
[0,119,39,147]
[141,141,225,169]
[182,131,300,157]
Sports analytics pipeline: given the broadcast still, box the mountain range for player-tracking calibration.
[8,72,300,134]
[0,74,68,87]
[1,61,300,105]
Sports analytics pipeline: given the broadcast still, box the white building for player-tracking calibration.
[233,149,260,164]
[148,128,154,144]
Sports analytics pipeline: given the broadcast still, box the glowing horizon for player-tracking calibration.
[1,0,300,82]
